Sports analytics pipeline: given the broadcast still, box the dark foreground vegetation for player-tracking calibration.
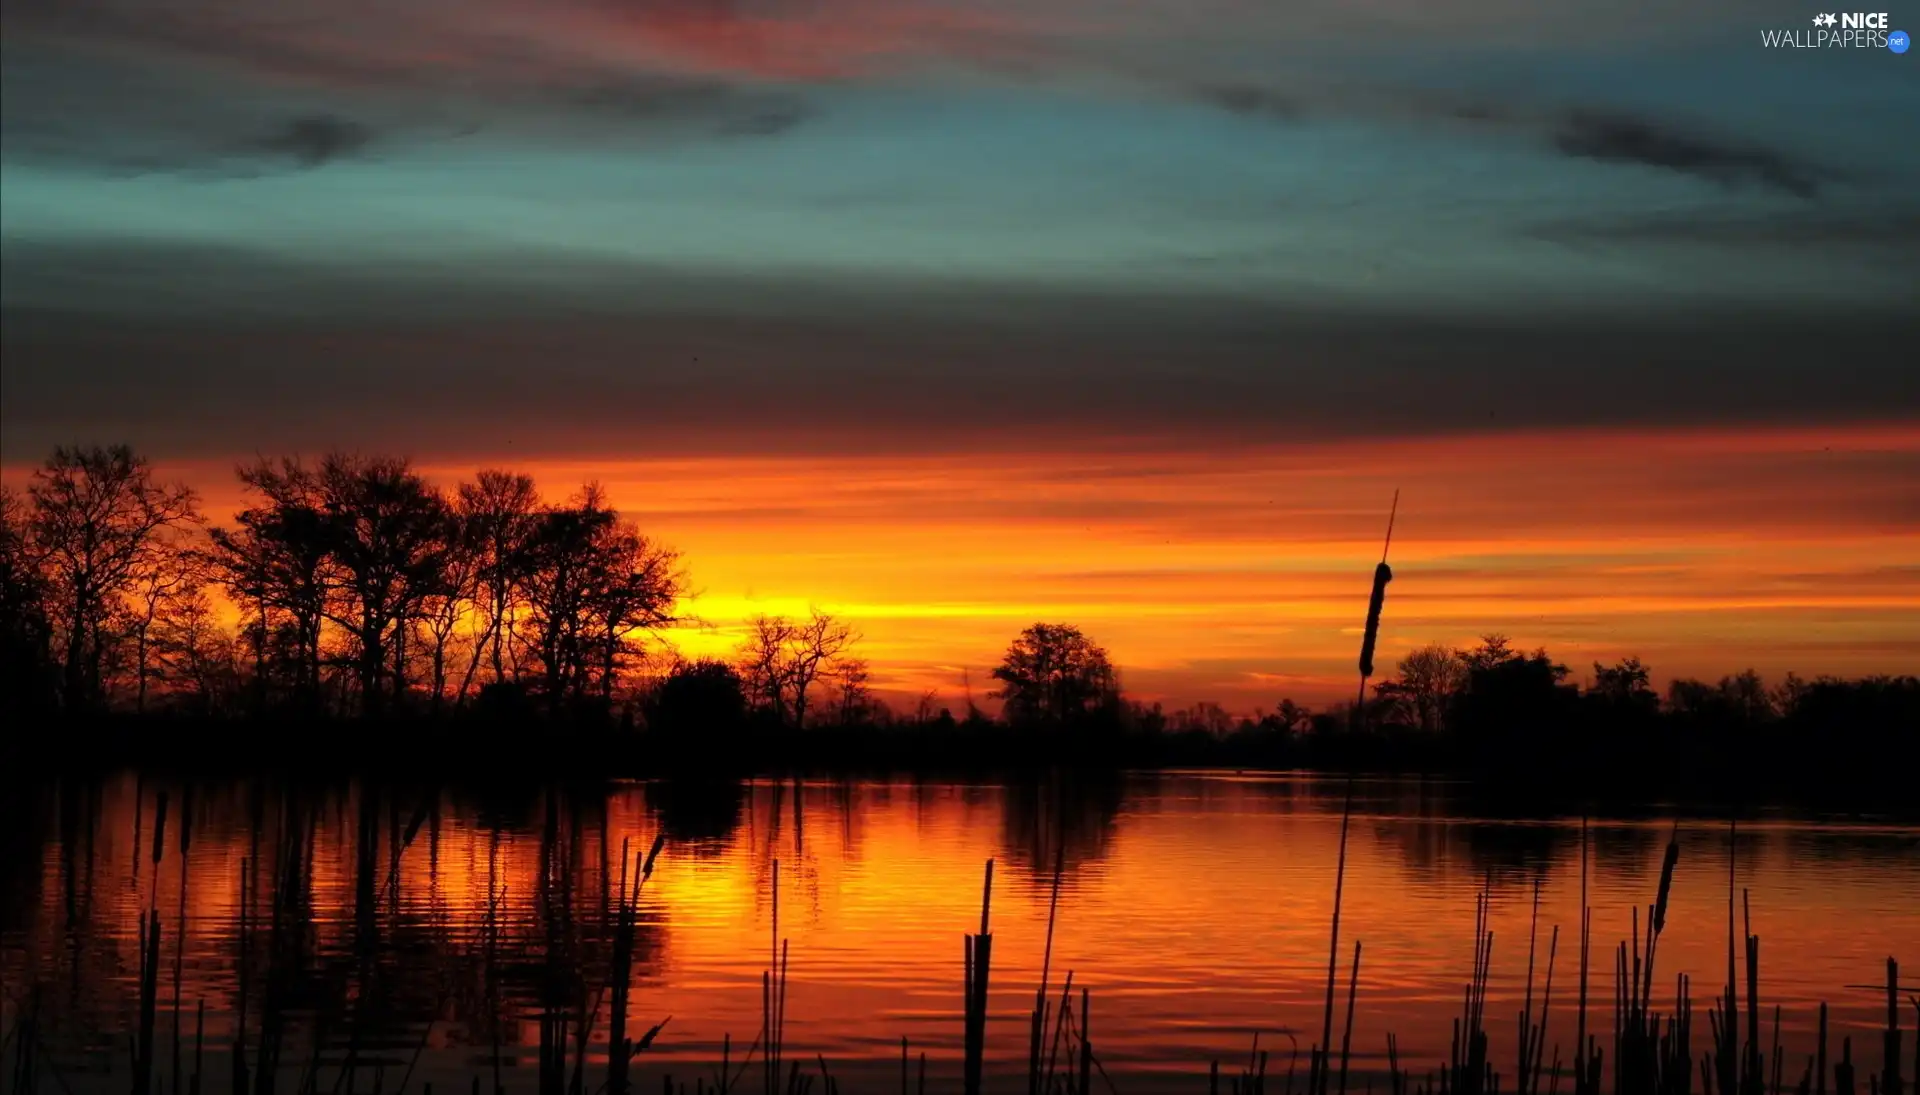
[0,781,1910,1095]
[2,445,1915,801]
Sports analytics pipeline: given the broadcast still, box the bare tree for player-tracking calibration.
[831,657,872,726]
[128,535,204,712]
[207,458,334,712]
[0,487,57,715]
[518,485,685,716]
[1378,642,1467,733]
[415,506,481,714]
[585,519,684,705]
[313,454,450,717]
[736,609,858,728]
[454,469,540,702]
[27,446,199,711]
[739,614,799,724]
[152,585,241,714]
[788,609,856,729]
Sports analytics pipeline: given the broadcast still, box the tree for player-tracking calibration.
[27,446,200,711]
[643,658,748,738]
[584,518,683,705]
[0,488,56,716]
[128,538,205,712]
[1718,669,1774,725]
[990,623,1119,729]
[787,609,855,728]
[313,454,450,717]
[1588,657,1659,723]
[1272,698,1314,734]
[454,469,541,701]
[151,585,242,714]
[830,657,874,726]
[1172,701,1235,736]
[1459,633,1516,674]
[735,608,858,728]
[414,503,481,714]
[1448,634,1576,758]
[739,614,798,723]
[208,458,334,713]
[1378,643,1466,732]
[518,486,684,717]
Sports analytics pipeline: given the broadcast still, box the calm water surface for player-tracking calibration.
[1,772,1914,1093]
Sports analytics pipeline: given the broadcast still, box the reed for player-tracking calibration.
[611,833,670,1095]
[17,780,1918,1095]
[1612,828,1688,1095]
[1310,782,1357,1095]
[1578,817,1601,1095]
[765,858,792,1095]
[1029,845,1065,1095]
[964,859,996,1095]
[1516,880,1562,1095]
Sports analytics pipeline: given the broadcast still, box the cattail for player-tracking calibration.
[1358,562,1394,680]
[642,833,667,881]
[1653,834,1681,935]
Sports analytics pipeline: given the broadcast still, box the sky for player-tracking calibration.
[3,0,1917,709]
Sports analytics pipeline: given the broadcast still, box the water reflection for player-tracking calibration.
[0,772,1914,1095]
[998,771,1124,877]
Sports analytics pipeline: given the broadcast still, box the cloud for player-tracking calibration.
[1550,110,1825,199]
[1526,209,1920,250]
[241,114,371,166]
[1192,83,1301,123]
[718,106,811,136]
[558,75,814,136]
[3,237,1915,463]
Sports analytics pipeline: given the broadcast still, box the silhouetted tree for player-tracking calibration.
[208,458,333,712]
[1377,642,1466,732]
[787,609,855,728]
[0,488,57,716]
[414,503,481,714]
[313,453,451,717]
[830,657,875,726]
[454,469,541,701]
[27,446,200,711]
[736,608,858,728]
[128,540,205,712]
[151,584,243,714]
[1171,700,1235,736]
[643,658,748,738]
[584,513,683,705]
[1585,656,1659,728]
[991,623,1119,730]
[518,485,684,718]
[739,614,797,723]
[1447,633,1577,762]
[1271,698,1314,734]
[1719,668,1774,724]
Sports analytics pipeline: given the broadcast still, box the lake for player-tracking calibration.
[2,772,1914,1094]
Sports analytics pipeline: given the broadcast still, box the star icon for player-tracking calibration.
[1823,13,1838,26]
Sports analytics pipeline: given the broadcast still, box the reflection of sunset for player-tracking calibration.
[6,775,1912,1090]
[115,421,1920,712]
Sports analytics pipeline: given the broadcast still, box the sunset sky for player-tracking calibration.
[3,0,1916,709]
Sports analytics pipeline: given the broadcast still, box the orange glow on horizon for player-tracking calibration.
[6,421,1915,711]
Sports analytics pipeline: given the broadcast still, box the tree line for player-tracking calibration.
[1,445,696,723]
[3,444,1912,781]
[0,444,1128,737]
